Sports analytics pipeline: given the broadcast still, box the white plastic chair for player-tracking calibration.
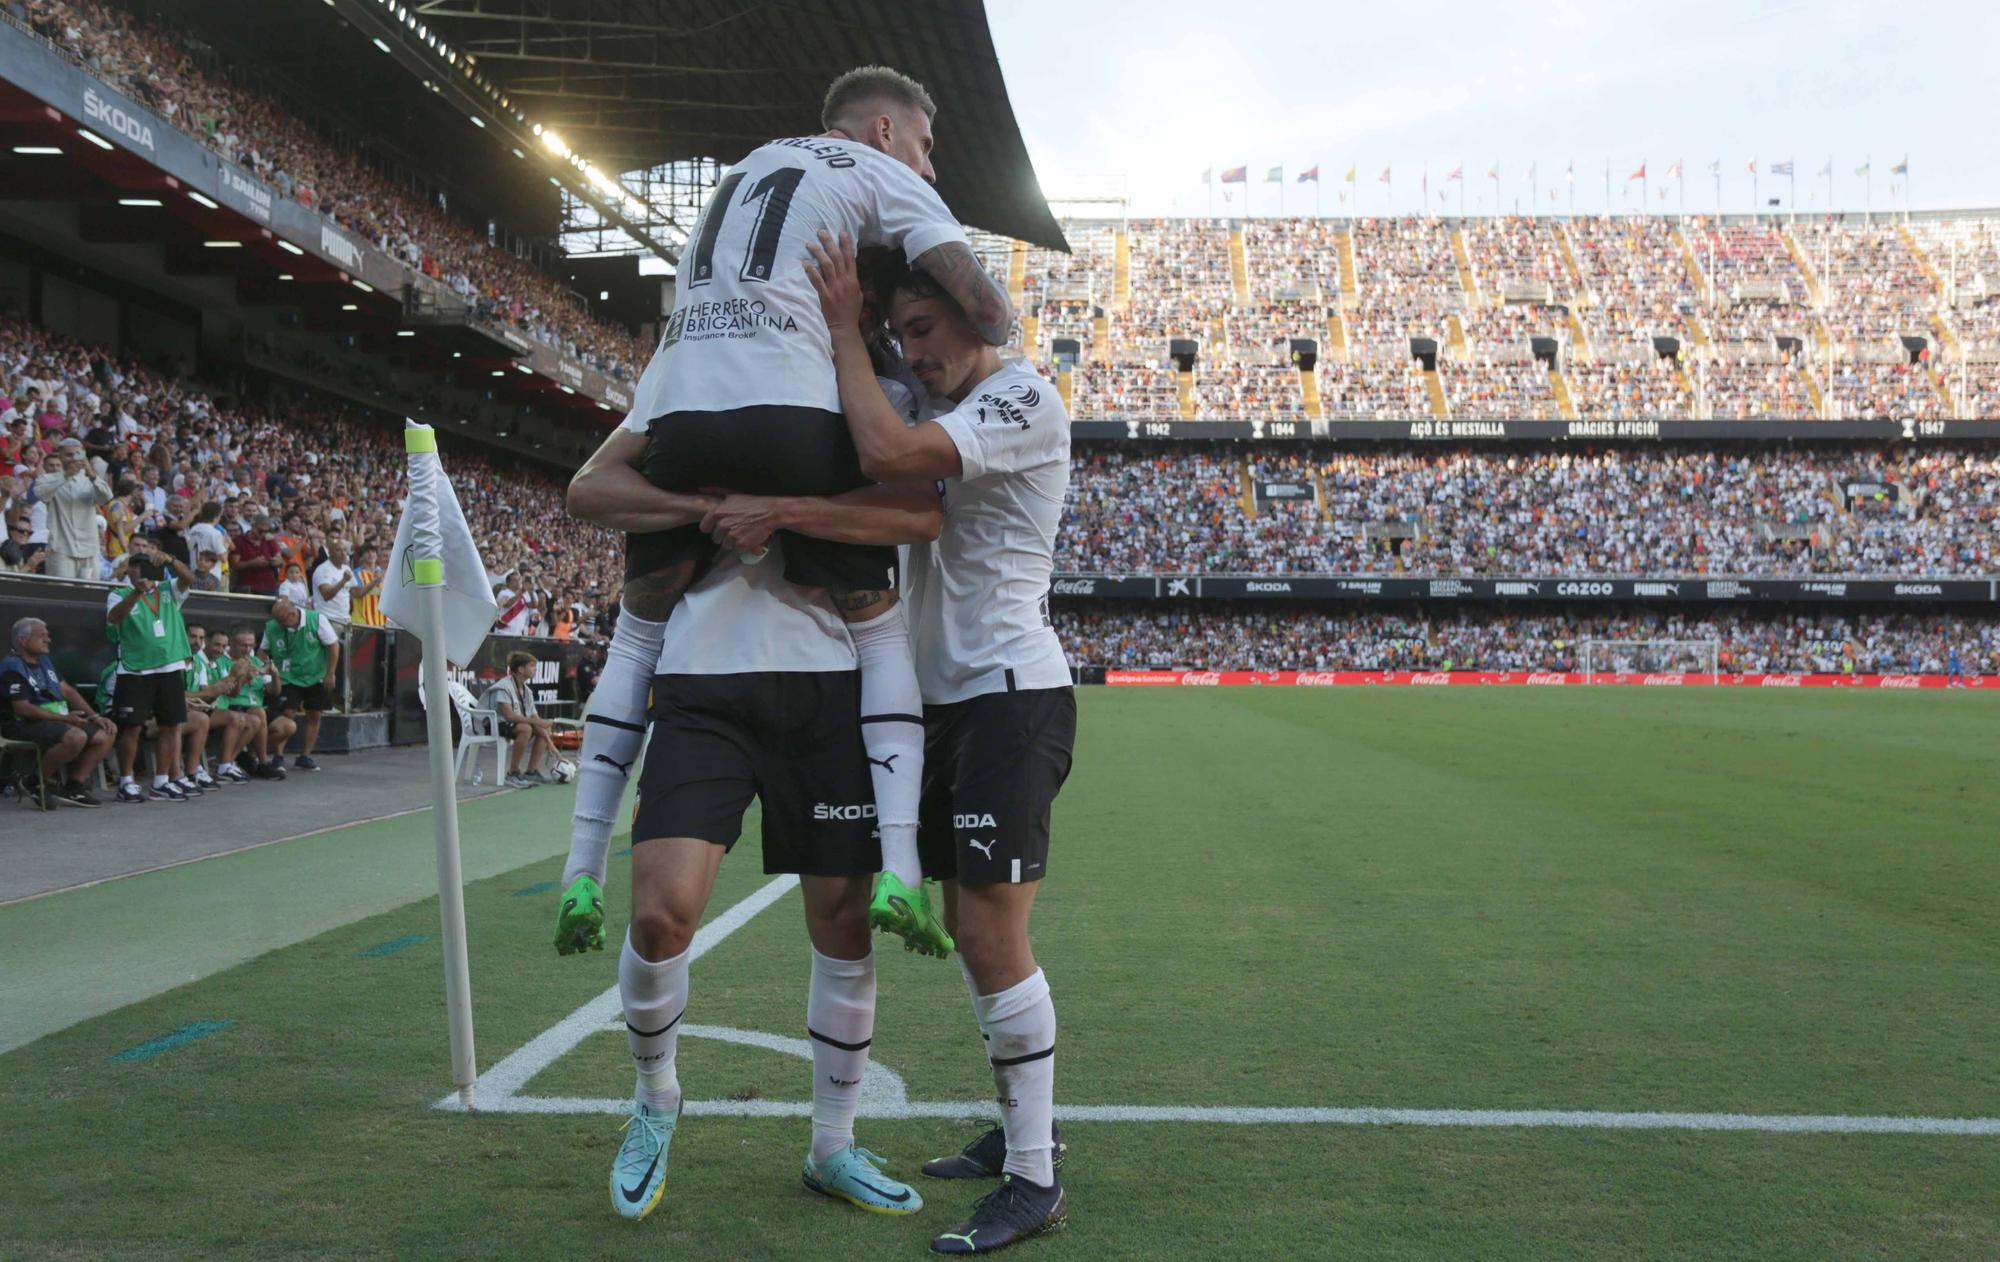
[421,676,508,788]
[452,700,509,787]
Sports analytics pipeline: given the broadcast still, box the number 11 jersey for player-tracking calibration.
[624,137,968,424]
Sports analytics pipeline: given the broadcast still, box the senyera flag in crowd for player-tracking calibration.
[382,420,497,1109]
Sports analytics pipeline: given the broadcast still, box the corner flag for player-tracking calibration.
[382,422,497,663]
[382,420,493,1108]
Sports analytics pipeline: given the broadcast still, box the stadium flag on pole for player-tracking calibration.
[1200,166,1213,184]
[381,420,495,1111]
[1666,161,1682,178]
[1855,159,1871,176]
[1265,165,1284,182]
[1298,165,1319,183]
[1447,163,1463,181]
[1817,158,1832,178]
[1891,157,1908,175]
[1627,163,1646,181]
[1379,165,1392,183]
[1708,159,1721,176]
[1343,165,1356,183]
[1487,162,1499,181]
[1220,166,1247,183]
[1771,160,1794,176]
[1748,158,1758,173]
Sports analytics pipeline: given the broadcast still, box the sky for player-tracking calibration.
[985,0,2000,219]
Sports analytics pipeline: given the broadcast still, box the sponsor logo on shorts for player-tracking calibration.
[953,813,999,829]
[813,802,877,820]
[967,839,996,858]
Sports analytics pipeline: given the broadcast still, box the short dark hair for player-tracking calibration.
[884,256,963,320]
[506,651,536,673]
[822,65,935,131]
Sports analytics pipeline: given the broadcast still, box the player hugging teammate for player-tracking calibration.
[555,66,1075,1254]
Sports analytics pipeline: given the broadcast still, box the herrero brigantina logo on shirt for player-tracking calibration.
[972,381,1039,431]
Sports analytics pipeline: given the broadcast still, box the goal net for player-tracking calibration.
[1580,639,1720,683]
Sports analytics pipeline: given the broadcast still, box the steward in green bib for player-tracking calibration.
[261,597,340,773]
[105,537,197,802]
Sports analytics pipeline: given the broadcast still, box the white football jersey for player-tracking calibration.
[905,359,1072,703]
[654,540,855,676]
[622,138,967,426]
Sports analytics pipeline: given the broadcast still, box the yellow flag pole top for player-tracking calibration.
[404,425,444,584]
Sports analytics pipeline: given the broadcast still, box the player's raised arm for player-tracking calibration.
[910,240,1013,347]
[806,231,964,483]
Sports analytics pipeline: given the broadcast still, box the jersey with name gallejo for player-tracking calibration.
[621,138,967,427]
[907,359,1071,703]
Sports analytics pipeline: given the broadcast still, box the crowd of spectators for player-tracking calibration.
[1463,217,1574,302]
[1316,362,1432,418]
[1055,605,2000,675]
[1194,363,1305,418]
[1440,361,1561,419]
[1053,442,2000,577]
[0,317,621,637]
[19,0,645,378]
[1565,359,1695,419]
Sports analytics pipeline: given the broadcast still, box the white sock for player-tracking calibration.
[152,774,170,789]
[848,605,924,885]
[565,610,666,886]
[620,929,689,1112]
[806,946,876,1161]
[972,969,1057,1186]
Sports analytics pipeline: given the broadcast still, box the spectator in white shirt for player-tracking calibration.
[311,537,357,626]
[277,562,311,608]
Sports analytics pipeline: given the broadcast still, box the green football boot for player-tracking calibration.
[869,872,954,958]
[554,873,606,956]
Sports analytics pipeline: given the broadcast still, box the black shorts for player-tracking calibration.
[633,671,879,877]
[275,682,330,714]
[111,671,187,730]
[625,405,896,594]
[918,687,1077,885]
[3,717,76,748]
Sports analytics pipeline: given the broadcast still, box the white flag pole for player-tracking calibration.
[405,424,477,1109]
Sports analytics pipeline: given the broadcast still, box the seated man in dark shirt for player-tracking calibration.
[2,616,114,808]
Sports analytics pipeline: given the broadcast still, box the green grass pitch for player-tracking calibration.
[3,688,1997,1259]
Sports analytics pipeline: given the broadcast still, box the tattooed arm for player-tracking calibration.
[912,240,1014,346]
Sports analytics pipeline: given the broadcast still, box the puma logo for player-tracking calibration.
[967,839,996,859]
[867,754,899,773]
[592,753,633,775]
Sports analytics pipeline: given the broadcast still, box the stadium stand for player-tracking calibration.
[1055,605,2000,675]
[1053,443,2000,577]
[22,0,647,378]
[0,316,621,634]
[1009,211,2000,421]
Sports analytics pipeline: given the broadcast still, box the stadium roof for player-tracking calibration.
[408,0,1068,251]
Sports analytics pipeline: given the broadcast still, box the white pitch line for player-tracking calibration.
[438,872,2000,1138]
[448,1092,2000,1135]
[434,875,799,1111]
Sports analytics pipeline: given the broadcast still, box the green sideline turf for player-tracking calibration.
[2,689,1996,1260]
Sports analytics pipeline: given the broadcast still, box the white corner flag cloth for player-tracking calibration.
[381,420,497,664]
